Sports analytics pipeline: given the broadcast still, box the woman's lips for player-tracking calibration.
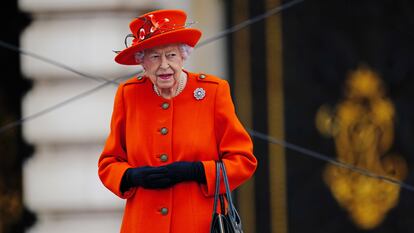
[157,74,173,80]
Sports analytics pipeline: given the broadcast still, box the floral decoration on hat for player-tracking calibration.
[114,9,202,66]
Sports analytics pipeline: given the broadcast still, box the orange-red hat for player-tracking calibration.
[114,9,202,65]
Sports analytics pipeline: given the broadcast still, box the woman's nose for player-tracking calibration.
[160,55,170,69]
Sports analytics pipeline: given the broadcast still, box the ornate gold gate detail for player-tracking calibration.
[315,66,407,229]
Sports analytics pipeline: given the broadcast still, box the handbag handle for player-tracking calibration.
[213,161,236,218]
[212,161,221,215]
[220,161,237,219]
[211,161,244,233]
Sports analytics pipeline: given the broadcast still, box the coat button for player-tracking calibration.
[137,76,143,80]
[161,102,170,110]
[160,127,168,135]
[160,154,168,162]
[200,74,206,79]
[160,207,168,215]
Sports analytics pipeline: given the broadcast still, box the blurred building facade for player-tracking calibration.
[2,0,413,233]
[18,0,226,232]
[226,0,414,233]
[0,2,32,233]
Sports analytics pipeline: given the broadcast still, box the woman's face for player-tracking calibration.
[142,44,184,90]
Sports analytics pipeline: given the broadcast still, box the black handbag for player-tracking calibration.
[210,161,244,233]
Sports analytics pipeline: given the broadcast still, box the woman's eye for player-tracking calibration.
[167,53,177,58]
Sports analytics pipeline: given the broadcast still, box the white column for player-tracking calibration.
[19,1,226,233]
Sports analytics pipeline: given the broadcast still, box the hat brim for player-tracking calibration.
[114,28,202,65]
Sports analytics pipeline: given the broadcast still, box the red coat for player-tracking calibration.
[98,71,257,233]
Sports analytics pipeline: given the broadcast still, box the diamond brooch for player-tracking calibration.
[193,88,206,100]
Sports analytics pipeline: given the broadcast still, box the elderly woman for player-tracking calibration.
[98,9,257,233]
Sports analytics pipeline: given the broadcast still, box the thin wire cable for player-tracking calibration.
[196,0,304,48]
[0,0,305,133]
[248,129,414,192]
[0,40,119,85]
[0,70,141,134]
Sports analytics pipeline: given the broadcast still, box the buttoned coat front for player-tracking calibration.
[98,71,257,233]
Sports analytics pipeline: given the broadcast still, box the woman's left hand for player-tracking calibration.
[160,161,206,187]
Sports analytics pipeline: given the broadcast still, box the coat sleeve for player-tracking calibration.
[201,80,257,196]
[98,84,135,199]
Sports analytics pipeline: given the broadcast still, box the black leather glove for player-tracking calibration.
[161,161,206,186]
[121,166,171,191]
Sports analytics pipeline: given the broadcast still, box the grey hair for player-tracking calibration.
[134,43,193,64]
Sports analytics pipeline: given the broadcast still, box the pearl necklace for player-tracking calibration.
[153,75,187,97]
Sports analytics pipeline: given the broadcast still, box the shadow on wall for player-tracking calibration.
[0,1,36,233]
